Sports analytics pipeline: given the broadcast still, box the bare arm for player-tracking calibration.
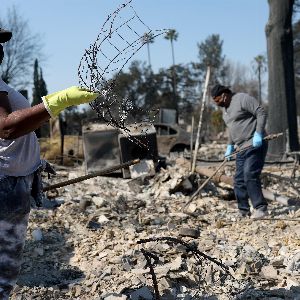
[0,91,51,139]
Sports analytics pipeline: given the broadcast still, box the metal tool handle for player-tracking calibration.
[226,132,283,160]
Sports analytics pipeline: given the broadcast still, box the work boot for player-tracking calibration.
[251,208,269,219]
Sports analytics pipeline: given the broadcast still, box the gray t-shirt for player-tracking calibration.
[0,79,40,176]
[222,93,267,148]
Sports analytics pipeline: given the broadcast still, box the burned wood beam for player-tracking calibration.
[261,172,299,185]
[195,166,298,206]
[261,189,298,206]
[184,159,227,209]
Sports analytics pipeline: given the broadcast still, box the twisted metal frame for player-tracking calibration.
[78,0,168,149]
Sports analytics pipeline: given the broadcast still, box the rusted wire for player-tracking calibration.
[137,236,241,298]
[138,236,232,276]
[140,249,160,300]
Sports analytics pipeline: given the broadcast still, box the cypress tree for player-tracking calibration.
[32,59,41,106]
[32,59,48,137]
[39,69,48,97]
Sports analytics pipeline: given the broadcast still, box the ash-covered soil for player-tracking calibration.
[11,144,300,300]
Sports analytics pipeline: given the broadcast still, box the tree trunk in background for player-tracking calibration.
[258,66,262,104]
[266,0,299,158]
[170,40,178,112]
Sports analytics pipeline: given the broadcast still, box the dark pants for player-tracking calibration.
[0,176,33,300]
[234,142,268,213]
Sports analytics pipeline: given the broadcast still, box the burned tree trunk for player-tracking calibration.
[266,0,299,158]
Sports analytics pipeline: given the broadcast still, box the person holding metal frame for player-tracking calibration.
[0,28,99,299]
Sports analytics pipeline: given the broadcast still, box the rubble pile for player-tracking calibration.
[11,145,300,300]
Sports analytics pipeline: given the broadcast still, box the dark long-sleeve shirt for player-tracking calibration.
[222,93,267,148]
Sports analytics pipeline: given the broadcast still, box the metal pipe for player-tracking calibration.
[43,159,140,191]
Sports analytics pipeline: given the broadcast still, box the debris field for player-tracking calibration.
[11,143,300,300]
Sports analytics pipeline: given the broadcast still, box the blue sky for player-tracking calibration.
[1,0,269,95]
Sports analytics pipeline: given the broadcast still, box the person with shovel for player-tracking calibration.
[211,84,268,220]
[0,28,99,299]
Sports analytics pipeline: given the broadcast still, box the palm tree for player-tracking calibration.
[252,54,267,104]
[165,29,178,66]
[164,29,179,110]
[142,32,154,69]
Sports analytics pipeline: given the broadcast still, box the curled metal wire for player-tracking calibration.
[78,0,168,150]
[140,249,161,300]
[137,236,245,299]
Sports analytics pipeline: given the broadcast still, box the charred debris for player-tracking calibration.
[13,114,300,300]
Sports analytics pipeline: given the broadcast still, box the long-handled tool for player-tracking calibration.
[182,133,283,209]
[43,159,140,192]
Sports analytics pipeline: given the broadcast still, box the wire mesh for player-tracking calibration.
[78,0,168,150]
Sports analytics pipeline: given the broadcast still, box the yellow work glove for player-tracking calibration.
[42,86,99,117]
